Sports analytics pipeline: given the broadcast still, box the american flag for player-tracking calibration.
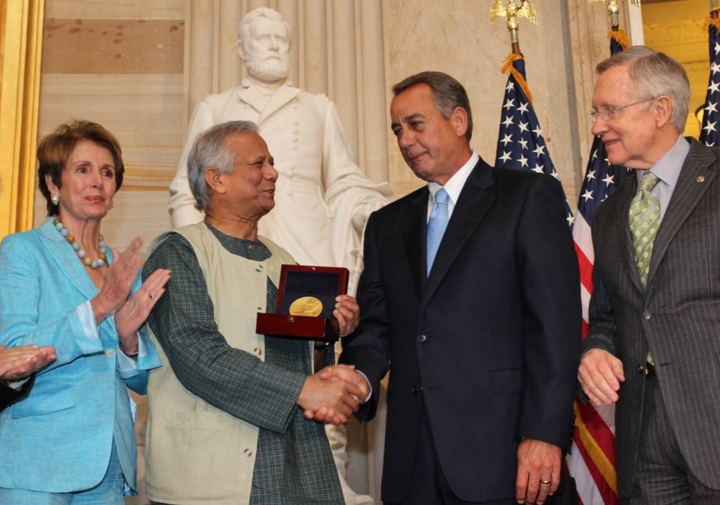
[700,16,720,147]
[567,31,630,505]
[494,54,574,226]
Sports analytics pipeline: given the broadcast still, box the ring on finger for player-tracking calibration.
[540,479,551,486]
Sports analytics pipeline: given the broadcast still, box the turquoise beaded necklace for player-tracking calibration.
[53,218,108,269]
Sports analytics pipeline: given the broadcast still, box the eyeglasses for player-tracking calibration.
[589,97,656,122]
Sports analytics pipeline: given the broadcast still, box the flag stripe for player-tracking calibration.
[572,425,620,505]
[575,400,616,466]
[575,242,594,296]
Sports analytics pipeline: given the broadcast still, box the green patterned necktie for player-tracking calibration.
[629,171,661,288]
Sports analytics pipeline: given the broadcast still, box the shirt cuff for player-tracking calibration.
[355,370,373,402]
[76,301,100,340]
[6,377,31,390]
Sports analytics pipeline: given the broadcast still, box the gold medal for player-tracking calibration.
[289,296,323,317]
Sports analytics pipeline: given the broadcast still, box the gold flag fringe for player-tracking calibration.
[608,28,630,50]
[706,9,720,30]
[501,53,534,106]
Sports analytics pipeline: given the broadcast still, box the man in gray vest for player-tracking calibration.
[169,11,388,500]
[145,121,369,505]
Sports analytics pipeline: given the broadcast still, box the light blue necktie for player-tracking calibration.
[426,188,449,276]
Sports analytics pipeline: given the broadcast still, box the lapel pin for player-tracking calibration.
[697,176,705,183]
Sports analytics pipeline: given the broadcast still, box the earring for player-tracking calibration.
[51,193,60,205]
[109,200,115,210]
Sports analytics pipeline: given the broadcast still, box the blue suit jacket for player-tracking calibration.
[0,218,161,493]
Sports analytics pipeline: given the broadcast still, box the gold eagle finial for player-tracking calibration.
[491,0,539,27]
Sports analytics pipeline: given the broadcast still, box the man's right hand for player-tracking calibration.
[297,368,367,425]
[0,344,57,383]
[578,348,625,407]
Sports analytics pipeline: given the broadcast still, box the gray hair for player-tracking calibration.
[596,45,690,133]
[237,7,292,53]
[187,121,259,212]
[392,71,473,141]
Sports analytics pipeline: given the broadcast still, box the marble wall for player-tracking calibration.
[34,0,629,248]
[385,0,584,200]
[34,0,185,248]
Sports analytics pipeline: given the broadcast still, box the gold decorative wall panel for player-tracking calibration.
[0,0,44,240]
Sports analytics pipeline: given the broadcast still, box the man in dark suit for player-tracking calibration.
[338,71,581,505]
[0,344,55,411]
[579,46,720,504]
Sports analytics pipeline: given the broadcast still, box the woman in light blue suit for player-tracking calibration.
[0,121,170,505]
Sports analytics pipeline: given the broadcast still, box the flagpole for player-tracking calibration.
[608,1,620,30]
[490,0,538,55]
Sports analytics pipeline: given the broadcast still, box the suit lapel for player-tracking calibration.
[612,176,646,293]
[421,160,495,308]
[39,219,99,301]
[402,188,429,299]
[238,83,302,125]
[646,140,718,288]
[237,86,266,115]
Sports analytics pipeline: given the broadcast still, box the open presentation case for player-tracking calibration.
[255,264,349,341]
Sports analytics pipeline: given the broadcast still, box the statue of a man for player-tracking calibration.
[169,7,392,293]
[168,7,391,504]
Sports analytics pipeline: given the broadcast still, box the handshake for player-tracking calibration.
[297,364,370,425]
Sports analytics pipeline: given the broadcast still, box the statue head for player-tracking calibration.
[237,7,291,84]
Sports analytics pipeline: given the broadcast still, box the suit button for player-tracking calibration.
[417,334,427,343]
[643,311,652,320]
[637,364,645,373]
[105,349,114,358]
[411,385,422,394]
[243,448,253,457]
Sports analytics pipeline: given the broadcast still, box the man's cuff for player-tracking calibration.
[355,370,373,402]
[6,376,31,390]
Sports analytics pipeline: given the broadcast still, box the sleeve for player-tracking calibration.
[0,235,105,373]
[116,265,162,379]
[338,212,392,422]
[583,211,620,357]
[515,175,582,452]
[144,234,308,434]
[0,377,33,412]
[168,100,214,228]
